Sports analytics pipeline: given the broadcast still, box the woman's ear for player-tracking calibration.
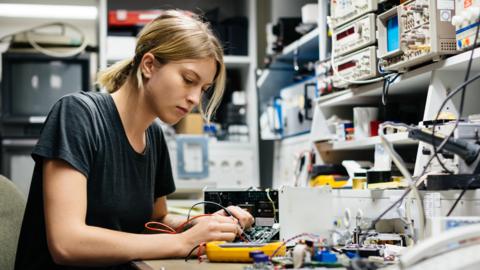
[140,53,156,79]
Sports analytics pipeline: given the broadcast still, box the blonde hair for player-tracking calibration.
[97,10,226,122]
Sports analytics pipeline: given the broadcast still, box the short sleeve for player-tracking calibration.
[32,94,97,177]
[153,124,176,198]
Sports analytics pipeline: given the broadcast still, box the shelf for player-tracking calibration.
[269,27,320,69]
[314,89,351,103]
[317,47,480,108]
[278,132,310,145]
[257,29,320,104]
[437,46,480,72]
[209,140,253,149]
[279,27,319,61]
[224,55,251,68]
[315,132,417,151]
[106,37,251,68]
[319,66,432,108]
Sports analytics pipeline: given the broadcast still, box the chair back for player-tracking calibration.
[0,175,27,270]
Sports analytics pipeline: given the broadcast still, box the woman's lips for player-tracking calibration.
[176,106,188,115]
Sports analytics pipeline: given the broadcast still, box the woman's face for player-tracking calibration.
[141,54,216,124]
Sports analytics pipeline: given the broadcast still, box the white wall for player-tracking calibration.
[270,0,317,22]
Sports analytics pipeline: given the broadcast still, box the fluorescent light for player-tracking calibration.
[0,4,97,20]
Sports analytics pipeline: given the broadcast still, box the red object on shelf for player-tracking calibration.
[109,10,165,27]
[345,127,355,141]
[370,120,380,137]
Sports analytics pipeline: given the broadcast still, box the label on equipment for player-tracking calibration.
[255,217,274,226]
[437,0,455,9]
[424,192,441,218]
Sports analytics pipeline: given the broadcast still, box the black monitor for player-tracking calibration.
[1,51,91,124]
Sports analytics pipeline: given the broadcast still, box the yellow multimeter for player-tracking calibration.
[205,241,286,262]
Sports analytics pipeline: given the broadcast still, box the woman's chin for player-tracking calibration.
[158,115,182,125]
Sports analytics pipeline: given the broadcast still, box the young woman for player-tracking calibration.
[15,10,254,270]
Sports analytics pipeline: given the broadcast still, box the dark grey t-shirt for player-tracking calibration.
[15,92,176,270]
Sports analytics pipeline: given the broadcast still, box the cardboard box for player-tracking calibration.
[175,113,204,134]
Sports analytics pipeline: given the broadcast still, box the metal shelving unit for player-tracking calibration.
[310,48,480,177]
[262,0,480,187]
[257,27,320,89]
[98,0,261,190]
[258,1,327,187]
[315,48,480,108]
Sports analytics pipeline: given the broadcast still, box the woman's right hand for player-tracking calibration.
[180,215,240,252]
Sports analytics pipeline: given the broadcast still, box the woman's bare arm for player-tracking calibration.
[151,197,188,229]
[43,159,193,266]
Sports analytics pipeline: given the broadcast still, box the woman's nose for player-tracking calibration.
[186,87,202,106]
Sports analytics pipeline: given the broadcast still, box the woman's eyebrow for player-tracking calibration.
[184,68,214,85]
[183,69,201,80]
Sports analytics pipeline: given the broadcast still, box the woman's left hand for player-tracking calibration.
[213,205,255,229]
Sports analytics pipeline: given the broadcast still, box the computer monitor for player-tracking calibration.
[1,51,91,124]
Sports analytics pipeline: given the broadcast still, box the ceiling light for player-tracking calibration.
[0,4,97,20]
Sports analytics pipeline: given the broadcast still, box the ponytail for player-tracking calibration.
[96,58,133,93]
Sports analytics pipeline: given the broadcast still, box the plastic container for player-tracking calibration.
[352,172,367,189]
[252,254,273,270]
[249,250,264,258]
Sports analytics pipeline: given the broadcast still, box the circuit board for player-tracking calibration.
[243,224,280,243]
[204,189,279,226]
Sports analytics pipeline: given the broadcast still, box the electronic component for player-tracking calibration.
[203,188,279,226]
[309,175,349,188]
[330,0,379,29]
[204,189,280,243]
[309,164,349,188]
[175,135,209,179]
[205,241,285,262]
[366,170,408,190]
[278,186,333,241]
[424,174,480,190]
[279,78,316,137]
[412,121,480,175]
[333,46,378,87]
[451,1,480,50]
[377,0,457,72]
[272,244,343,268]
[341,245,383,258]
[363,233,405,246]
[428,216,480,236]
[333,13,377,57]
[108,9,164,27]
[243,224,280,243]
[315,59,344,96]
[1,52,92,137]
[269,18,302,53]
[260,97,283,139]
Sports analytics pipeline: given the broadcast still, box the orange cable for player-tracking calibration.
[145,221,176,233]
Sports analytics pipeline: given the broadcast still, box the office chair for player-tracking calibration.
[0,175,26,270]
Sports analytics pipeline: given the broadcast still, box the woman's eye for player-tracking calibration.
[183,77,194,84]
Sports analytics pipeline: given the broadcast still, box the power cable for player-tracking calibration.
[430,13,480,174]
